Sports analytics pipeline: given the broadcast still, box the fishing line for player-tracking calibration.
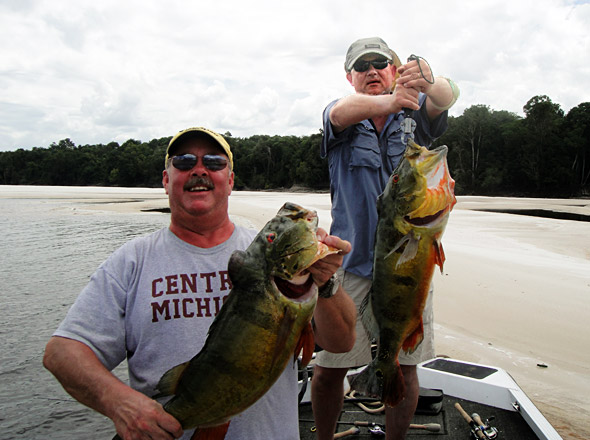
[407,54,435,84]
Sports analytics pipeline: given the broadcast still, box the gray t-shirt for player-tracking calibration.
[54,226,300,440]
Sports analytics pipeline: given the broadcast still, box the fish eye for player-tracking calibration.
[266,233,276,243]
[392,174,399,183]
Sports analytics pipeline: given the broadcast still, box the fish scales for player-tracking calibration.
[351,139,456,407]
[113,202,335,440]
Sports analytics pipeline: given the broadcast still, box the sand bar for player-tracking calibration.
[3,185,589,438]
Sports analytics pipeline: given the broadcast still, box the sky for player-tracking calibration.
[1,0,589,152]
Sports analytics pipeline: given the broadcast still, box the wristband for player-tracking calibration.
[318,273,340,299]
[429,77,460,111]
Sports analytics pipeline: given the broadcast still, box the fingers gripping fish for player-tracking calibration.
[113,203,337,440]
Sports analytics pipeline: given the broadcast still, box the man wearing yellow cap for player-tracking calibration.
[44,127,356,440]
[312,37,459,440]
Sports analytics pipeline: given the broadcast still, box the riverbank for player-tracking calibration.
[3,185,589,439]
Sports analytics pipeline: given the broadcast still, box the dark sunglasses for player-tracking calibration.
[353,58,391,73]
[170,154,228,172]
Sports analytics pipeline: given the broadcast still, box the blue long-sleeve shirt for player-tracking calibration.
[320,94,448,279]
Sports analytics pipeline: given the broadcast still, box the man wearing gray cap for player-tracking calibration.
[44,127,356,440]
[312,37,459,440]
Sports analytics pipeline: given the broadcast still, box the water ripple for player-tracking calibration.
[0,197,167,438]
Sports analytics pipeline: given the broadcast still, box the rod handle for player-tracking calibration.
[409,423,442,432]
[455,403,485,439]
[333,427,360,439]
[472,413,485,427]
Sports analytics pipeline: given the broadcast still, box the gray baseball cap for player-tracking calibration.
[344,37,402,72]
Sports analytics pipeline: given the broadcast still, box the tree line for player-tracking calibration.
[1,95,589,197]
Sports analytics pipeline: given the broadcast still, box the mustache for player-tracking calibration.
[183,176,215,191]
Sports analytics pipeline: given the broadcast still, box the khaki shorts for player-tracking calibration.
[315,268,435,368]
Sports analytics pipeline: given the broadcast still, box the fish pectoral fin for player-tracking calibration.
[434,239,446,273]
[190,422,231,440]
[385,233,411,260]
[155,361,190,397]
[387,233,419,269]
[295,322,315,367]
[402,319,424,354]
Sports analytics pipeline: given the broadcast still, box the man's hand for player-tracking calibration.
[43,337,183,440]
[309,228,351,288]
[112,389,183,440]
[396,58,434,94]
[310,229,356,352]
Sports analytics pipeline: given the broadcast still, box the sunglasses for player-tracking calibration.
[353,58,391,73]
[169,154,228,172]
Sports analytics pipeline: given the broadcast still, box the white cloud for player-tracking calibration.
[1,0,589,150]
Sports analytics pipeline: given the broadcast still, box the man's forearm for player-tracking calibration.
[43,337,128,420]
[313,286,357,353]
[43,336,183,439]
[425,77,459,119]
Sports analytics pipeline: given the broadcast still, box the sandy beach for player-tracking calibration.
[4,185,589,439]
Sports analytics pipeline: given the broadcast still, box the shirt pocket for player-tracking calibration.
[349,128,381,169]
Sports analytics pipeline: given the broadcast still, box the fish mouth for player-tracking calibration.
[405,146,456,225]
[273,273,315,302]
[404,208,448,227]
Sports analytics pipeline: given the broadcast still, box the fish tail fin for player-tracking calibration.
[350,360,406,407]
[190,422,230,440]
[402,319,424,354]
[349,362,382,400]
[295,322,315,367]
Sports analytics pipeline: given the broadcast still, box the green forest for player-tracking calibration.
[1,95,589,197]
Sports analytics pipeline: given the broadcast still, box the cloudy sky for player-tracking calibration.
[1,0,589,151]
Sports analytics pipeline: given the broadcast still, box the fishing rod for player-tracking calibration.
[301,419,441,437]
[400,54,434,146]
[472,412,499,439]
[455,402,498,439]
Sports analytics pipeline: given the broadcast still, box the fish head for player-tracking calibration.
[264,202,336,279]
[231,202,337,301]
[387,140,456,235]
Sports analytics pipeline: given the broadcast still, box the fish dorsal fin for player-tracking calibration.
[190,422,231,440]
[155,361,190,397]
[295,322,315,367]
[359,291,379,342]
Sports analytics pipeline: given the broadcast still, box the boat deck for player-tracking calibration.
[299,393,539,439]
[297,357,556,439]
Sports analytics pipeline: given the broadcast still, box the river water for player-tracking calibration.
[2,186,589,439]
[0,193,170,439]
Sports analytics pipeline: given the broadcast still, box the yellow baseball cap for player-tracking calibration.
[165,127,233,169]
